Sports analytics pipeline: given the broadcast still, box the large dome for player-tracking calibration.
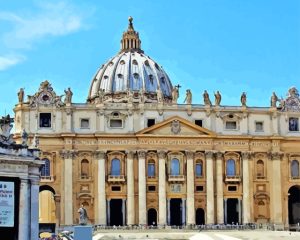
[87,17,173,104]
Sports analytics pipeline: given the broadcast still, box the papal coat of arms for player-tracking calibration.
[171,120,181,134]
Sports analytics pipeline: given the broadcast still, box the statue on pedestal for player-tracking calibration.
[241,92,247,107]
[214,91,221,106]
[172,86,179,104]
[270,92,278,107]
[203,90,211,106]
[64,87,73,104]
[78,204,88,225]
[18,88,24,104]
[184,89,192,104]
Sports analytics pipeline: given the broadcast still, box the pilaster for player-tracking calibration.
[138,150,146,225]
[215,151,224,224]
[186,150,195,225]
[126,150,135,225]
[205,151,215,224]
[158,150,167,226]
[242,151,251,224]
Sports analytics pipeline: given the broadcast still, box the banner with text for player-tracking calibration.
[0,181,14,227]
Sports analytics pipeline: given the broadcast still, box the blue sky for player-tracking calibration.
[0,0,299,115]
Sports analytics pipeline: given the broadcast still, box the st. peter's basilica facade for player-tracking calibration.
[13,17,300,230]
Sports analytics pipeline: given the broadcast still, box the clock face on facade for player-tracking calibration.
[38,92,52,104]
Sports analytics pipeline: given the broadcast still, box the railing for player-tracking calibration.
[290,176,300,180]
[40,175,54,181]
[108,175,125,182]
[168,175,185,182]
[225,175,241,182]
[80,175,91,180]
[256,176,266,180]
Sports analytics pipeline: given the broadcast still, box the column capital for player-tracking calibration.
[215,151,224,159]
[137,150,146,159]
[60,150,77,159]
[241,151,252,160]
[205,150,215,159]
[270,151,284,160]
[126,150,136,159]
[94,150,106,159]
[20,178,29,184]
[30,178,40,185]
[158,150,167,159]
[185,150,194,159]
[54,194,61,203]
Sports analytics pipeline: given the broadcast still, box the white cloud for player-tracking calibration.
[0,1,87,49]
[0,55,25,71]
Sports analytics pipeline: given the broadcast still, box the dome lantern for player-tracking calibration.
[120,16,143,53]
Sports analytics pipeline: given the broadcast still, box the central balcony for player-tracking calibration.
[225,175,241,183]
[108,175,126,183]
[168,175,185,182]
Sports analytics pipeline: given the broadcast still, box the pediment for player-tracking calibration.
[136,116,215,137]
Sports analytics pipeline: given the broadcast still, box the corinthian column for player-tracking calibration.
[271,152,283,224]
[126,151,135,225]
[186,151,195,225]
[95,150,107,225]
[242,152,251,224]
[216,152,224,224]
[19,179,30,240]
[61,150,76,225]
[205,151,215,224]
[138,150,147,225]
[158,150,167,226]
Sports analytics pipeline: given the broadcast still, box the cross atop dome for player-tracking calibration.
[120,16,143,53]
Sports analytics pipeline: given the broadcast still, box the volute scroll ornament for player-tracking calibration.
[185,151,194,159]
[60,150,77,159]
[94,150,106,159]
[205,150,215,159]
[137,150,146,159]
[215,151,224,160]
[158,150,167,159]
[241,151,252,160]
[270,151,284,160]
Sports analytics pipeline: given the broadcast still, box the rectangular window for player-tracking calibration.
[196,185,204,192]
[80,118,90,128]
[39,113,51,128]
[111,186,121,191]
[110,119,123,128]
[289,118,299,131]
[228,186,237,191]
[148,163,155,177]
[225,121,237,130]
[195,119,203,127]
[255,121,264,132]
[147,119,155,127]
[195,163,202,177]
[148,186,156,191]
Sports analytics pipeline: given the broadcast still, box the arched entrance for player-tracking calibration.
[39,185,56,234]
[147,208,157,226]
[288,185,300,224]
[196,208,205,225]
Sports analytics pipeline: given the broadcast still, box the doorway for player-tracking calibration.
[196,208,205,225]
[288,185,300,224]
[110,199,123,226]
[226,198,239,224]
[170,198,182,226]
[39,185,56,233]
[147,208,157,226]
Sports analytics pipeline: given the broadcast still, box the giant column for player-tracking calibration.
[216,152,224,224]
[61,150,75,225]
[242,152,251,224]
[186,151,195,225]
[30,178,40,240]
[138,150,147,225]
[271,152,283,224]
[126,151,135,225]
[95,150,107,225]
[158,150,167,226]
[205,151,215,224]
[19,178,30,240]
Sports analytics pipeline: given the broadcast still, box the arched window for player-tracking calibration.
[226,159,236,176]
[81,159,89,178]
[111,158,121,176]
[291,160,299,178]
[148,160,155,177]
[41,158,50,176]
[170,158,180,175]
[256,160,264,178]
[195,161,203,177]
